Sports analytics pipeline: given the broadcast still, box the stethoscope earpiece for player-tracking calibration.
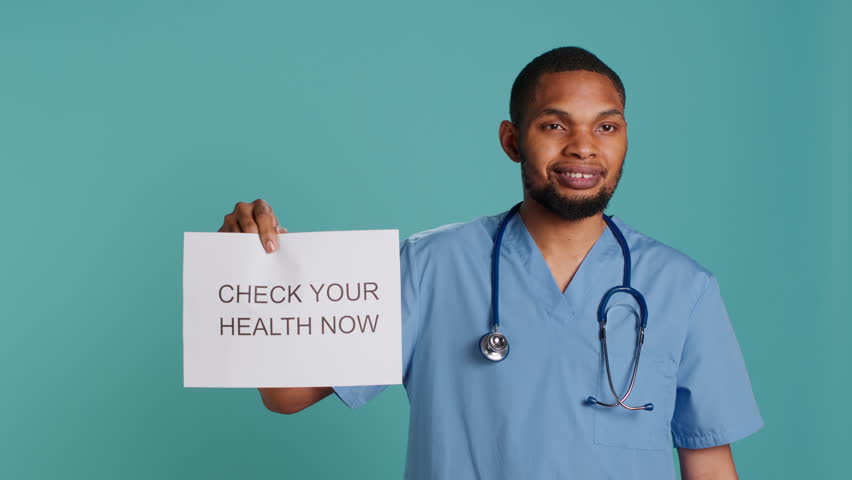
[480,331,509,362]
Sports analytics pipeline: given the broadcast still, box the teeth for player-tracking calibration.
[565,172,595,178]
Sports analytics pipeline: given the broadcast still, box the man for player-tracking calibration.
[218,47,763,479]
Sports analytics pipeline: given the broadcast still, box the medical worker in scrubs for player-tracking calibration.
[218,46,763,479]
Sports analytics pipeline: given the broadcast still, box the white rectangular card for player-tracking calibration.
[183,230,401,388]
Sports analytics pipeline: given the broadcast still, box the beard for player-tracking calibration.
[520,152,623,221]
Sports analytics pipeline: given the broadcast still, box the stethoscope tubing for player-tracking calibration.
[490,202,521,332]
[484,202,653,411]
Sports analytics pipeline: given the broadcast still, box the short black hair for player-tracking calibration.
[509,46,625,125]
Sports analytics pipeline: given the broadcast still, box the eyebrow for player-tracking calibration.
[537,107,624,120]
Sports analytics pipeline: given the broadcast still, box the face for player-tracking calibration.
[500,70,628,220]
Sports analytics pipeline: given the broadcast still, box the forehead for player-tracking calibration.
[529,70,623,115]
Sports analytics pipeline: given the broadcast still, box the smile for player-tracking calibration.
[553,166,603,190]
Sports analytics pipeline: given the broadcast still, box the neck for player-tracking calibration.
[517,197,608,260]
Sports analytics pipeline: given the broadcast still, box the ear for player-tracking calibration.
[498,120,522,164]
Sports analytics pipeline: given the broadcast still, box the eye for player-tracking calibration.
[598,123,618,133]
[544,123,564,131]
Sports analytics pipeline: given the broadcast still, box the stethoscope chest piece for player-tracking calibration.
[480,331,509,362]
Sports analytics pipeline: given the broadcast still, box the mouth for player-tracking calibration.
[552,164,605,190]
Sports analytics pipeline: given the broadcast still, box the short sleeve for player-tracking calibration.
[332,236,421,409]
[671,275,764,449]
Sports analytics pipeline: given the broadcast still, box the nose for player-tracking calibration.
[563,130,597,160]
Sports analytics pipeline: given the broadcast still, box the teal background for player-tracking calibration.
[1,1,849,478]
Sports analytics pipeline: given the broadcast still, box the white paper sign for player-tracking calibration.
[183,230,401,388]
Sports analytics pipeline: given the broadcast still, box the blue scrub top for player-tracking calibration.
[334,208,763,479]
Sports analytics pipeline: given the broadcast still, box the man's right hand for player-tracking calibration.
[219,198,335,414]
[218,198,288,253]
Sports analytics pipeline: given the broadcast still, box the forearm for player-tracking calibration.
[258,387,334,414]
[678,444,738,480]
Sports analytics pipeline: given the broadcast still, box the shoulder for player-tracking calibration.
[405,210,504,250]
[611,215,715,302]
[397,211,504,283]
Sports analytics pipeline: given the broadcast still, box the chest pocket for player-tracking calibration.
[593,352,677,450]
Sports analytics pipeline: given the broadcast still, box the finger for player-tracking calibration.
[235,202,259,234]
[219,213,238,233]
[276,226,288,233]
[253,199,280,253]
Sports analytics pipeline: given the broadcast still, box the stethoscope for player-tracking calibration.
[480,202,654,411]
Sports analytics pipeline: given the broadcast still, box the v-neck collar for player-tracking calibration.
[499,208,622,322]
